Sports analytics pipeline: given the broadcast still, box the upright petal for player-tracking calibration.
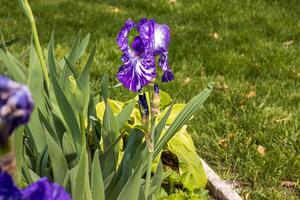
[153,23,170,53]
[117,19,135,53]
[117,53,156,92]
[138,19,155,53]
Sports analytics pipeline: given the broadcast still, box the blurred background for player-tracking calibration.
[1,0,300,199]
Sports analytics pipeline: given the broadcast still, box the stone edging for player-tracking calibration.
[201,159,243,200]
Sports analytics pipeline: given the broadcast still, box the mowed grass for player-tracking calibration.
[1,0,300,199]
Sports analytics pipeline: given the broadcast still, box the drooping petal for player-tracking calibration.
[158,52,174,82]
[117,19,135,53]
[0,172,21,199]
[117,53,156,92]
[21,178,72,200]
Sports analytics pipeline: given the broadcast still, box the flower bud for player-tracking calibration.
[138,93,149,124]
[68,76,85,112]
[151,84,160,118]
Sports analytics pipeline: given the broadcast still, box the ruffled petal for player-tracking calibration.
[153,23,170,53]
[21,178,72,200]
[137,19,155,53]
[117,19,135,53]
[117,53,156,92]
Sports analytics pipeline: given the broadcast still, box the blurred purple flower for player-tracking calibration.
[117,18,174,92]
[0,171,21,199]
[0,172,72,200]
[0,76,34,146]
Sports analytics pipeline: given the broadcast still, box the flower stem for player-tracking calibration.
[22,0,50,88]
[144,117,156,199]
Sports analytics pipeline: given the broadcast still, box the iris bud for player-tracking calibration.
[68,76,84,112]
[138,93,149,124]
[151,84,160,118]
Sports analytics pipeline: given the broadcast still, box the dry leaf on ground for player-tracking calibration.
[257,145,266,157]
[281,181,297,188]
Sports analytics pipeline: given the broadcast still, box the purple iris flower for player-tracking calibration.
[0,76,34,146]
[117,18,174,92]
[0,172,72,200]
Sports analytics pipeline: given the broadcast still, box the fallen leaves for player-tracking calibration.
[212,32,220,40]
[245,90,256,99]
[218,139,228,148]
[168,0,176,4]
[218,133,235,149]
[274,115,291,123]
[281,181,297,188]
[183,77,191,84]
[257,145,266,157]
[283,40,294,48]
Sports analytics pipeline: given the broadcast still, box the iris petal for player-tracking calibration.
[117,19,135,53]
[0,172,21,199]
[117,19,174,92]
[21,178,72,200]
[153,23,170,53]
[158,51,174,82]
[117,53,156,92]
[131,36,145,55]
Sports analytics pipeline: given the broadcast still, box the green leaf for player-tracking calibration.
[150,161,163,199]
[78,45,95,117]
[14,127,24,185]
[159,90,172,108]
[64,56,79,78]
[155,104,173,143]
[48,35,82,155]
[60,31,81,89]
[28,41,47,126]
[117,161,143,200]
[38,109,60,146]
[45,131,68,185]
[103,103,119,150]
[167,127,207,190]
[0,49,26,83]
[91,150,105,200]
[0,37,20,50]
[116,100,136,129]
[62,133,76,156]
[77,33,90,58]
[74,146,92,200]
[101,73,109,103]
[154,83,213,158]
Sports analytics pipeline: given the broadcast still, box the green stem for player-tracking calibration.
[22,0,50,88]
[144,117,156,200]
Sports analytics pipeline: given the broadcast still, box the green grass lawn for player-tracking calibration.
[1,0,300,199]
